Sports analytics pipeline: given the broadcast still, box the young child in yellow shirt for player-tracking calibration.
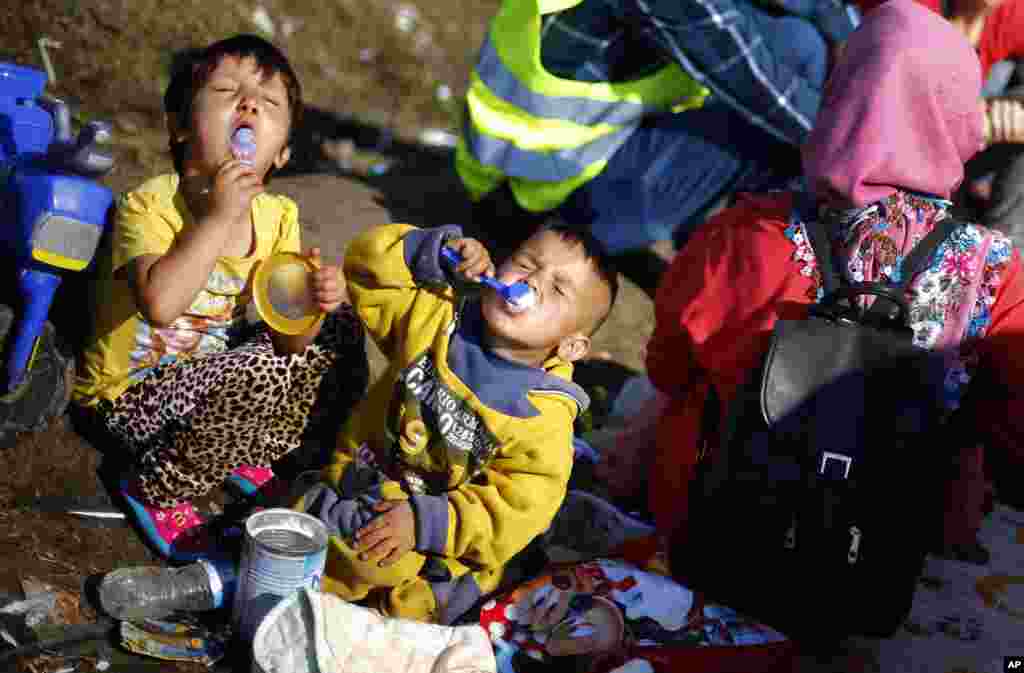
[298,220,618,624]
[73,35,367,561]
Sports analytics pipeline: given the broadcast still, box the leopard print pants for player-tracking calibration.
[99,307,368,508]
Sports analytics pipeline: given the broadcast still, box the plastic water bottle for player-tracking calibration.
[98,559,235,621]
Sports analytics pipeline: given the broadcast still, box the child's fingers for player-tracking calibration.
[355,517,392,548]
[216,159,249,179]
[451,239,492,267]
[315,273,339,297]
[465,258,491,279]
[315,291,341,309]
[377,545,406,567]
[357,535,394,562]
[318,299,342,313]
[313,280,337,297]
[449,238,474,255]
[221,167,263,195]
[456,266,478,281]
[356,513,390,540]
[355,501,403,544]
[225,168,263,191]
[305,247,323,267]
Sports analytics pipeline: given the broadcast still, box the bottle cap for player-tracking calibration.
[197,559,224,609]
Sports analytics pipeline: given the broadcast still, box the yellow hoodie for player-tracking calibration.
[316,223,587,623]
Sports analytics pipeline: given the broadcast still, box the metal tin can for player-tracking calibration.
[231,508,328,644]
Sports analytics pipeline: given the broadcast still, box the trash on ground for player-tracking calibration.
[418,128,458,148]
[120,615,228,666]
[251,6,276,37]
[321,139,395,176]
[99,563,220,622]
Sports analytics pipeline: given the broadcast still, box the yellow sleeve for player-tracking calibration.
[343,222,461,359]
[110,190,177,274]
[270,195,302,255]
[410,394,575,569]
[322,440,355,492]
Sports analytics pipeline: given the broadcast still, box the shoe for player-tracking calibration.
[543,490,656,561]
[226,465,276,496]
[225,465,292,509]
[119,479,215,562]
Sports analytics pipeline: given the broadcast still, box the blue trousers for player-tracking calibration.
[558,7,828,254]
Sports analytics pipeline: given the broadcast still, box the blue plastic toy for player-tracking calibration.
[0,61,114,405]
[440,246,536,312]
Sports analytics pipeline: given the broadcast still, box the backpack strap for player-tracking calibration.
[892,216,962,291]
[803,216,841,297]
[862,216,962,321]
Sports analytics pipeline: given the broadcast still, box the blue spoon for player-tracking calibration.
[440,247,536,312]
[231,126,257,166]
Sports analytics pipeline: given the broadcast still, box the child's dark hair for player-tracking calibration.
[542,218,619,335]
[163,35,303,178]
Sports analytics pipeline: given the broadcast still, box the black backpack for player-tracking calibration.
[670,213,963,647]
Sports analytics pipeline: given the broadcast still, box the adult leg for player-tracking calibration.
[751,11,829,94]
[557,101,753,255]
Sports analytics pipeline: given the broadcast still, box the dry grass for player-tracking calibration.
[0,0,498,142]
[0,416,156,598]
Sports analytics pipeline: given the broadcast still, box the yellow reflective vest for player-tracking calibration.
[456,0,709,213]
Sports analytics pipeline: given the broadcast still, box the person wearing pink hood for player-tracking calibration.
[644,0,1024,568]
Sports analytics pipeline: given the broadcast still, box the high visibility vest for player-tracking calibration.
[456,0,709,213]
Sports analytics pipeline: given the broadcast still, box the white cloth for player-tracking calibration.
[253,588,497,673]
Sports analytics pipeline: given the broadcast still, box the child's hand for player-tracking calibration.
[594,430,648,501]
[445,238,495,282]
[306,247,347,313]
[209,159,264,224]
[355,499,416,567]
[986,98,1024,145]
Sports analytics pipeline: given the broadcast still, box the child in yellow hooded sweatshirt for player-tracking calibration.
[297,221,618,624]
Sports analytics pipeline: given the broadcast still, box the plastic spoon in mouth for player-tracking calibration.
[440,247,536,312]
[231,126,257,166]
